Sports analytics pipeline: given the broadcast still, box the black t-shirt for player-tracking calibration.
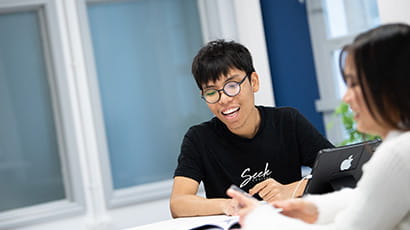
[174,106,333,198]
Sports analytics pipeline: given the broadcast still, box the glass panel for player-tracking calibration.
[323,0,380,38]
[87,0,211,189]
[331,49,346,99]
[0,10,65,212]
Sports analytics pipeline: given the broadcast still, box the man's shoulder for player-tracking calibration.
[185,117,219,136]
[259,106,301,118]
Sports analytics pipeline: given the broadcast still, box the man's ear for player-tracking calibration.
[250,72,260,93]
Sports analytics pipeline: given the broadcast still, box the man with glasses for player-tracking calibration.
[170,40,333,217]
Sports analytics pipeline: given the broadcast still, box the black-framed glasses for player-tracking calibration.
[201,74,249,104]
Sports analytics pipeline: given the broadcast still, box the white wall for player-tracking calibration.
[233,0,275,106]
[198,0,274,107]
[377,0,410,24]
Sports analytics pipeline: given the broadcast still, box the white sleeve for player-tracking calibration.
[304,188,354,224]
[328,147,410,230]
[242,142,410,230]
[243,204,331,230]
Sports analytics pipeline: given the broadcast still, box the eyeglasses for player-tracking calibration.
[201,74,249,104]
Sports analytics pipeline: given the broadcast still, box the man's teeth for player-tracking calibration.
[222,107,239,115]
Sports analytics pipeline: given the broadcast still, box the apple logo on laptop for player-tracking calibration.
[340,155,354,171]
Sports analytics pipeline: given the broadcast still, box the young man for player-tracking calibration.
[170,40,333,218]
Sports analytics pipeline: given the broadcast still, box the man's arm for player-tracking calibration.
[170,176,234,218]
[249,178,308,202]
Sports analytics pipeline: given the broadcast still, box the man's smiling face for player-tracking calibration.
[202,68,259,136]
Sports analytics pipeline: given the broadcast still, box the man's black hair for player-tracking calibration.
[192,39,255,89]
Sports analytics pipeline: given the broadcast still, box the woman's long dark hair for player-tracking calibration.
[339,23,410,131]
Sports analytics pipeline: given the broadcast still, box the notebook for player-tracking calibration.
[184,215,240,230]
[125,215,239,230]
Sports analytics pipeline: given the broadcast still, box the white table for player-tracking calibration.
[125,215,239,230]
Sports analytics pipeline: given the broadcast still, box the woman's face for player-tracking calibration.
[342,55,388,137]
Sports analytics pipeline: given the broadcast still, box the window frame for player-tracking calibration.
[0,0,85,228]
[306,0,360,144]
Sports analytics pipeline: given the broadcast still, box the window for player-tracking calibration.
[0,8,65,213]
[84,0,211,204]
[323,0,379,39]
[306,0,380,144]
[0,2,83,228]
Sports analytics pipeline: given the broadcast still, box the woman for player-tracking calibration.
[227,23,410,229]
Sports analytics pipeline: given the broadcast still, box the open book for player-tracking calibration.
[181,215,240,230]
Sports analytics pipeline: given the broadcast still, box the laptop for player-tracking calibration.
[304,139,381,195]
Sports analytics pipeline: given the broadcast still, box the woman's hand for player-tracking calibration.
[228,186,319,227]
[226,187,259,225]
[272,198,319,224]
